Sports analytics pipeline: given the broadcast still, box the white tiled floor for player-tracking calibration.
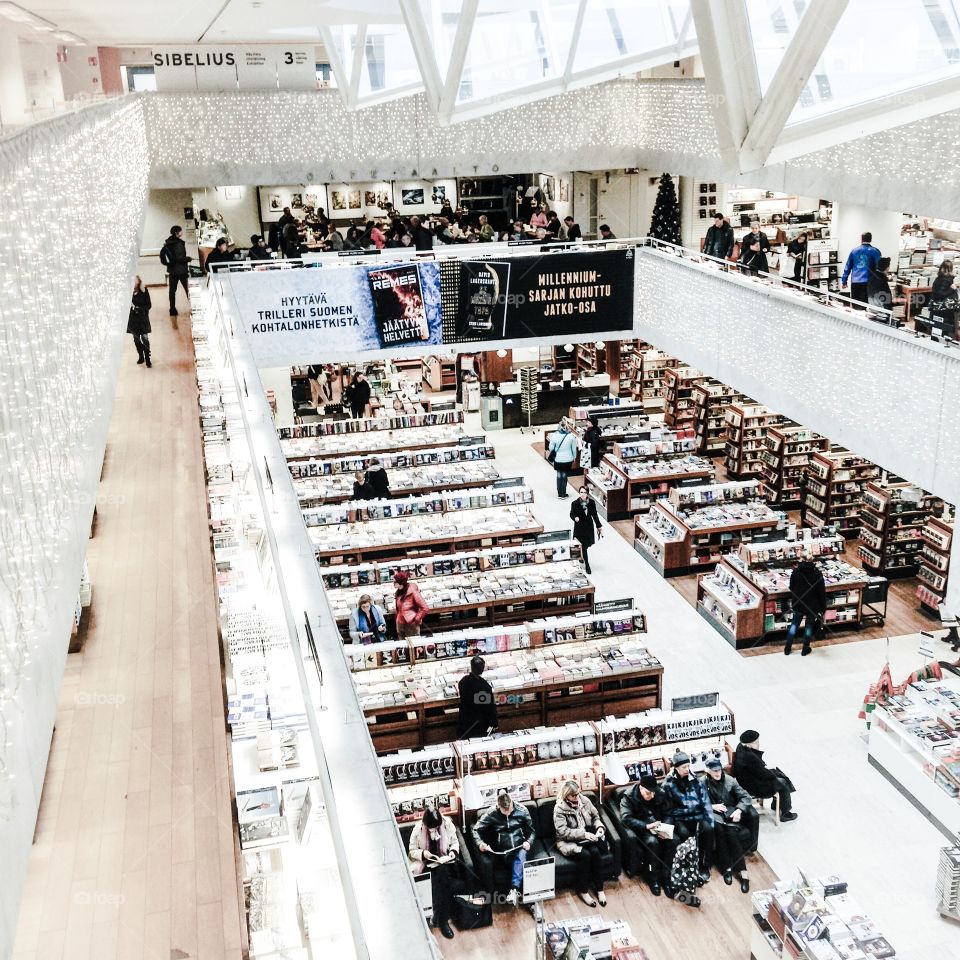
[482,416,958,959]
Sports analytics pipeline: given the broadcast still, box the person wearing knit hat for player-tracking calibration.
[702,756,756,892]
[661,753,715,886]
[619,773,671,894]
[248,233,272,261]
[732,730,798,822]
[393,570,429,640]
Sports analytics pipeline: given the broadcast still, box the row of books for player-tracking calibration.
[277,408,463,438]
[287,441,496,478]
[280,422,466,459]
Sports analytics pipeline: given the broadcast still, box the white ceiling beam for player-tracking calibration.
[347,22,368,109]
[738,0,848,171]
[398,0,442,114]
[437,0,478,125]
[563,0,588,85]
[318,24,352,108]
[690,0,761,168]
[767,73,960,165]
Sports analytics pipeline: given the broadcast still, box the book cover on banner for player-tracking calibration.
[456,261,512,340]
[368,263,432,347]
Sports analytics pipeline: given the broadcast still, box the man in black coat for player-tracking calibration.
[160,225,191,316]
[457,656,498,739]
[786,557,827,656]
[703,213,734,261]
[563,217,582,242]
[570,486,602,574]
[409,216,434,251]
[619,775,671,893]
[732,730,797,822]
[204,237,234,273]
[248,234,272,261]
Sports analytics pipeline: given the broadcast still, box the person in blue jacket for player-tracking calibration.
[841,231,881,307]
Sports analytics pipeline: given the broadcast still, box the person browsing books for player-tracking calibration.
[548,418,579,499]
[457,656,498,739]
[352,470,376,501]
[366,458,390,498]
[619,775,672,895]
[349,594,387,644]
[841,231,881,306]
[785,555,826,656]
[570,486,603,574]
[346,372,371,419]
[582,416,603,469]
[393,570,429,639]
[408,806,464,939]
[732,730,797,822]
[553,780,608,907]
[472,792,535,907]
[661,751,715,886]
[702,757,756,892]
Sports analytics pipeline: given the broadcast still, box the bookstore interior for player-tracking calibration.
[10,6,960,960]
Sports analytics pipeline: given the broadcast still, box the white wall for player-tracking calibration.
[141,187,194,253]
[259,183,329,222]
[58,45,104,101]
[573,169,657,239]
[19,39,64,112]
[193,185,261,247]
[0,27,27,126]
[259,366,296,425]
[833,202,901,271]
[540,171,573,221]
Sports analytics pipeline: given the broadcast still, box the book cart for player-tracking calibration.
[634,480,787,577]
[696,535,869,649]
[584,432,713,521]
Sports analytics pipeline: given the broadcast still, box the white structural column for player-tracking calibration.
[436,0,477,124]
[0,29,27,127]
[832,203,902,278]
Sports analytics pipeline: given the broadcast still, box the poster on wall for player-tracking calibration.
[445,249,635,343]
[401,187,425,206]
[227,260,444,365]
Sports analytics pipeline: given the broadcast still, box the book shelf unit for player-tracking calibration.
[574,342,607,377]
[857,480,945,577]
[630,349,679,411]
[662,366,708,430]
[277,409,463,439]
[540,402,654,474]
[280,422,467,461]
[633,480,787,576]
[917,516,954,612]
[584,444,714,521]
[696,561,765,646]
[704,536,869,648]
[802,240,840,291]
[287,438,494,481]
[421,355,457,392]
[757,425,829,508]
[551,345,577,375]
[724,404,785,479]
[804,449,880,537]
[612,339,644,396]
[691,381,750,456]
[292,457,501,507]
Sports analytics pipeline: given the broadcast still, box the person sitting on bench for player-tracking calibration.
[472,792,535,907]
[619,774,671,895]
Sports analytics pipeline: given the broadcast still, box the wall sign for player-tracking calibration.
[152,46,315,92]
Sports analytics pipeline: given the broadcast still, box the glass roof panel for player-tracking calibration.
[748,0,960,124]
[574,0,686,72]
[358,22,420,96]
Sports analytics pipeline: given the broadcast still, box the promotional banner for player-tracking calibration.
[445,249,635,343]
[228,261,444,365]
[227,249,635,365]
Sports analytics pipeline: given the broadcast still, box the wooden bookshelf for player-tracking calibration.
[691,381,750,456]
[421,355,457,392]
[858,480,944,577]
[724,404,785,479]
[803,448,880,537]
[629,349,679,411]
[757,425,829,508]
[662,366,708,430]
[574,342,606,377]
[917,515,954,612]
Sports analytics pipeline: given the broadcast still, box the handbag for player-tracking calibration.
[547,447,557,464]
[452,893,493,930]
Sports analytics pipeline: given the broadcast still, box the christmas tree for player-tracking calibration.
[648,173,681,246]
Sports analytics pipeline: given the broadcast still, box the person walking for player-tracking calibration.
[457,656,498,739]
[127,276,152,368]
[703,213,734,261]
[160,225,191,316]
[393,570,429,639]
[408,807,464,939]
[553,781,608,908]
[784,555,826,656]
[570,486,602,574]
[841,231,881,307]
[582,416,603,469]
[548,418,579,499]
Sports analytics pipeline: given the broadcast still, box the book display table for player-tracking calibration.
[280,421,467,460]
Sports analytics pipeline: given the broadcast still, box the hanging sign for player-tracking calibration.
[152,46,315,92]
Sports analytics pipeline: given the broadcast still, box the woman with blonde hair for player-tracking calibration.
[553,780,608,906]
[348,594,387,644]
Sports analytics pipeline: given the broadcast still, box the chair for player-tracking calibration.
[399,820,477,885]
[750,791,780,825]
[464,801,547,896]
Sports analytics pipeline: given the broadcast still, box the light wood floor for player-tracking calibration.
[13,292,243,960]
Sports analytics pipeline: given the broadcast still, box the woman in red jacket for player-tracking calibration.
[393,570,429,639]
